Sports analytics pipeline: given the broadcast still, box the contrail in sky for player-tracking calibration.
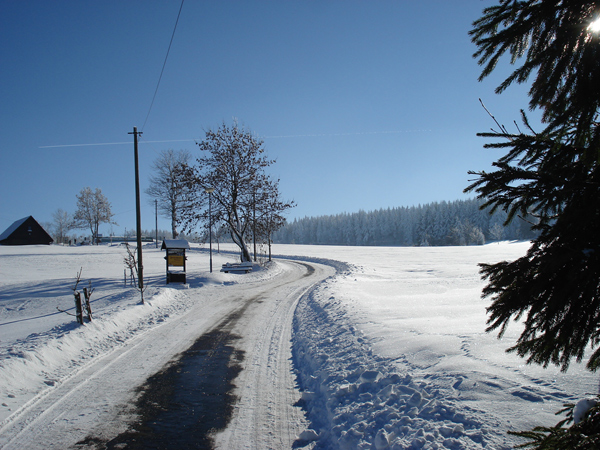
[39,129,431,149]
[39,139,194,148]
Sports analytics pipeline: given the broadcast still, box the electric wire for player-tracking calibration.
[141,0,185,132]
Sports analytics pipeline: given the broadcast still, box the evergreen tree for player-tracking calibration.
[273,199,531,247]
[467,0,600,373]
[471,0,600,143]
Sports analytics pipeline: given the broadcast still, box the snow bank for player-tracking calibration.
[0,287,192,421]
[293,279,494,450]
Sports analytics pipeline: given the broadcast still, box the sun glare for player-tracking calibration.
[589,17,600,33]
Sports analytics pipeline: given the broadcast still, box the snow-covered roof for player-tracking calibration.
[0,216,31,241]
[161,239,190,250]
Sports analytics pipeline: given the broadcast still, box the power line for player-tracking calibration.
[141,0,185,132]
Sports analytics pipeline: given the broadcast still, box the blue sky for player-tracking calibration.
[0,1,537,237]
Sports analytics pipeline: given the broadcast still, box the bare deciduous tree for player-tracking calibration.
[73,187,116,244]
[179,121,294,262]
[52,209,72,244]
[145,149,192,239]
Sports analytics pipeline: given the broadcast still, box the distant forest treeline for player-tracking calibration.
[273,199,539,246]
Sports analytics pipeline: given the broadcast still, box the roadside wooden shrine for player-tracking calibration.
[161,239,190,284]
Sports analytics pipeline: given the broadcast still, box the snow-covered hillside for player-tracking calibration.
[0,242,595,449]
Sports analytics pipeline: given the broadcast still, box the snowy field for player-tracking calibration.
[278,243,598,449]
[0,241,596,449]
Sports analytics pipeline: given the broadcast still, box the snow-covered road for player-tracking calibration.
[213,261,333,449]
[0,248,334,449]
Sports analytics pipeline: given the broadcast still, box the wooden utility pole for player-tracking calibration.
[129,127,144,303]
[155,199,158,248]
[253,190,257,262]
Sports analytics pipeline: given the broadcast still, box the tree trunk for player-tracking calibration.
[93,221,99,245]
[268,233,272,262]
[171,210,178,238]
[230,228,251,262]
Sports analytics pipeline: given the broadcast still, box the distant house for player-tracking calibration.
[0,216,53,245]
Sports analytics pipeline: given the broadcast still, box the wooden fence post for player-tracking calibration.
[83,286,93,322]
[74,292,83,325]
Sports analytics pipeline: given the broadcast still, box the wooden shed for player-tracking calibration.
[0,216,53,245]
[161,239,190,284]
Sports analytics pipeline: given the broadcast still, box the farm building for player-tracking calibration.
[0,216,53,245]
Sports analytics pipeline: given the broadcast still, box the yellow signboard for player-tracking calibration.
[168,255,185,267]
